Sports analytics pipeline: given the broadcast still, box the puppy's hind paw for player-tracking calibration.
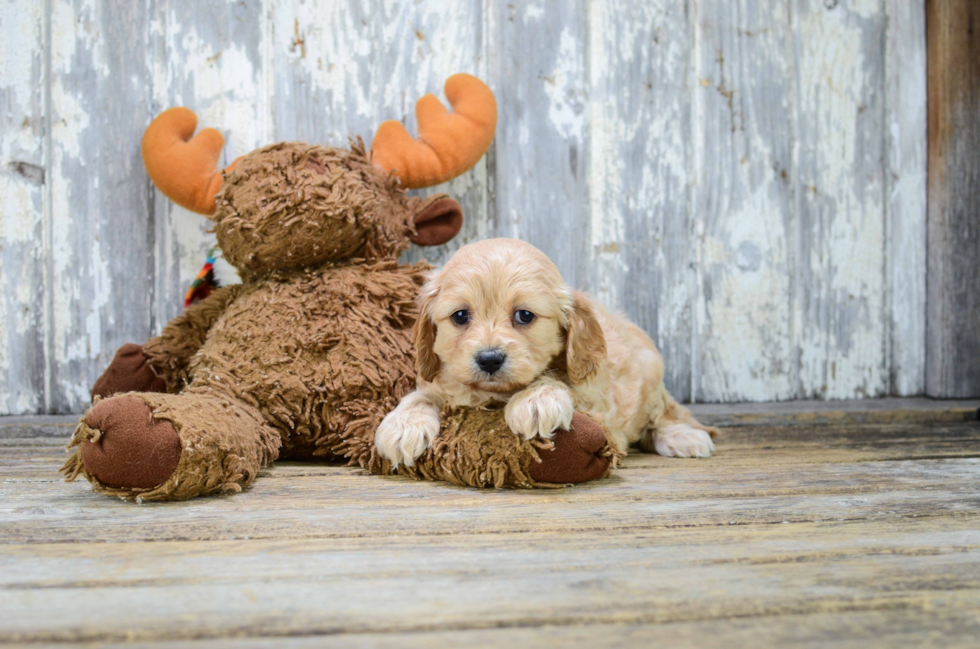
[653,424,715,458]
[505,383,574,441]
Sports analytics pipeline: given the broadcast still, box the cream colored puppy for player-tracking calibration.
[375,238,717,467]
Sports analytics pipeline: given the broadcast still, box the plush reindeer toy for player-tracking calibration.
[62,74,616,501]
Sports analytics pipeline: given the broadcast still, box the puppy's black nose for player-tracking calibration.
[475,349,506,375]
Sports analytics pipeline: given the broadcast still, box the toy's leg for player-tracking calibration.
[91,343,168,400]
[62,391,280,501]
[638,398,719,458]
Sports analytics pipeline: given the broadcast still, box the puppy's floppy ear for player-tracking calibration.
[414,284,441,382]
[565,292,606,384]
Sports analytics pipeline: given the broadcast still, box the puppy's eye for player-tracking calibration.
[513,310,536,325]
[450,310,470,326]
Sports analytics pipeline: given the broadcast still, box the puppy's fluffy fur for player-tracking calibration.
[376,238,718,467]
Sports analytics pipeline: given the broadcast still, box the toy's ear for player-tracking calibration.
[564,292,606,384]
[414,283,442,382]
[411,195,463,247]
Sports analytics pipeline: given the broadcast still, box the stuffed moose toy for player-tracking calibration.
[62,74,617,501]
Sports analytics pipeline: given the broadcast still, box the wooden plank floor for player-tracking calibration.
[1,401,978,647]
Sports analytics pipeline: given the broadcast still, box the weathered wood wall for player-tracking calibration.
[0,0,930,414]
[926,0,980,398]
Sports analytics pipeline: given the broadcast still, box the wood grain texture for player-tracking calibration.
[1,414,979,644]
[691,396,980,427]
[148,0,269,343]
[926,0,980,398]
[4,454,980,544]
[2,519,979,643]
[0,0,47,414]
[795,0,889,400]
[47,608,980,649]
[588,0,694,401]
[0,0,938,412]
[692,0,797,402]
[885,0,927,396]
[46,0,157,413]
[4,418,980,480]
[488,0,592,291]
[270,0,489,271]
[378,0,490,269]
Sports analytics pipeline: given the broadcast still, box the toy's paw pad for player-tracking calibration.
[654,424,715,458]
[505,383,574,441]
[529,412,611,484]
[91,343,167,400]
[80,396,182,489]
[375,404,441,468]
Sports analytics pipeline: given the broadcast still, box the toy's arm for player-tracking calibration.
[91,285,244,400]
[143,285,244,391]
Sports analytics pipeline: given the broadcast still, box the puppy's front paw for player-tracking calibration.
[375,405,441,468]
[654,424,715,458]
[505,383,574,441]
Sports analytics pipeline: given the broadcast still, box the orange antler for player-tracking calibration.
[141,108,237,215]
[371,74,497,189]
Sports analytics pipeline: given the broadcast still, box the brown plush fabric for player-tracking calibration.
[91,344,167,401]
[214,141,414,276]
[65,93,616,501]
[62,142,434,500]
[143,285,245,393]
[382,407,622,488]
[179,259,426,465]
[64,391,280,502]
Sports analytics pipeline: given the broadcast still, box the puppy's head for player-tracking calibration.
[414,238,606,392]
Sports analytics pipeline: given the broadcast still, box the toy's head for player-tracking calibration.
[141,74,496,276]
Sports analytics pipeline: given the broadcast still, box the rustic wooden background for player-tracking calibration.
[1,0,930,415]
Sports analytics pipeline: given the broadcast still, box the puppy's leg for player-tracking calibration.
[375,390,443,468]
[505,376,574,441]
[641,399,718,459]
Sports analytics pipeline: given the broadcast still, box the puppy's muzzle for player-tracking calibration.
[475,348,507,376]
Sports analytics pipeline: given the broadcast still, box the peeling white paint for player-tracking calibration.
[0,252,10,410]
[165,16,264,160]
[692,0,799,403]
[796,0,888,399]
[525,4,544,22]
[885,0,927,396]
[699,186,795,402]
[49,0,106,408]
[544,28,586,142]
[273,0,377,135]
[0,0,928,413]
[374,0,489,269]
[849,0,882,20]
[587,0,625,310]
[0,0,47,414]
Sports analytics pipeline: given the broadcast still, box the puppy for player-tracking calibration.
[375,238,718,467]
